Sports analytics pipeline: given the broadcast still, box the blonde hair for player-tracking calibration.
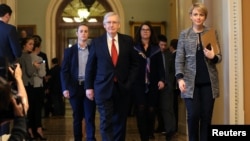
[189,2,208,19]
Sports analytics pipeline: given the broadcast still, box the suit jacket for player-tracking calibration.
[60,44,85,97]
[162,49,174,92]
[0,21,21,64]
[85,33,139,104]
[175,26,221,98]
[133,44,165,98]
[48,64,62,94]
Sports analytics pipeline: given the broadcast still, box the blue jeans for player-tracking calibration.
[184,84,215,141]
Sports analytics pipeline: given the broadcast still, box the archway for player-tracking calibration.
[45,0,124,63]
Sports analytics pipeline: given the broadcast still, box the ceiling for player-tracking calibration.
[62,0,107,18]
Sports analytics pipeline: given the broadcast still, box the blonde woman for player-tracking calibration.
[175,3,222,141]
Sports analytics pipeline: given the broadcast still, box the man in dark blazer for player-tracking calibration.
[61,24,96,141]
[158,35,178,141]
[0,4,22,77]
[85,12,139,141]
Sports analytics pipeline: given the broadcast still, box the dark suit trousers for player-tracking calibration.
[159,87,176,135]
[69,84,96,141]
[184,84,214,141]
[97,82,129,141]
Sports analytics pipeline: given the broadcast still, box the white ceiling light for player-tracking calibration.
[88,18,97,23]
[78,8,90,19]
[74,17,84,22]
[62,17,74,23]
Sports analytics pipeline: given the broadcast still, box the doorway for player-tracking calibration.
[55,0,112,62]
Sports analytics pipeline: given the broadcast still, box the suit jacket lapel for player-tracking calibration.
[117,34,125,65]
[72,45,79,74]
[100,34,113,65]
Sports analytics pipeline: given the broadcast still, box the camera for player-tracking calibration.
[7,63,17,82]
[9,63,17,70]
[38,60,45,64]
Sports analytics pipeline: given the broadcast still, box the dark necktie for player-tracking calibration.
[111,38,118,66]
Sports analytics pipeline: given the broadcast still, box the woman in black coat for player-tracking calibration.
[133,22,165,141]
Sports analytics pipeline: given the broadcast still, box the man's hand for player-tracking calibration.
[63,90,70,99]
[158,81,165,90]
[86,89,94,101]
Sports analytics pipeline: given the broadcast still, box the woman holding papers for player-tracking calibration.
[175,2,222,141]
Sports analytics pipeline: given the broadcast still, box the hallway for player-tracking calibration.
[42,114,187,141]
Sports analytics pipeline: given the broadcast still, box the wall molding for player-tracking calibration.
[227,0,244,124]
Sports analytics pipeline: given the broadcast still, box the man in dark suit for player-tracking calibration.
[0,4,22,77]
[168,39,180,134]
[46,58,65,116]
[61,24,96,141]
[158,35,178,141]
[0,4,22,136]
[85,12,139,141]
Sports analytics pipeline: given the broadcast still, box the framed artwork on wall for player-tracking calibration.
[129,21,166,38]
[17,25,36,38]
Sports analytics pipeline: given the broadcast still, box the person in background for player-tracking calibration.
[0,3,22,135]
[19,36,46,140]
[168,38,180,134]
[61,24,96,141]
[19,29,28,44]
[85,12,139,141]
[46,58,65,116]
[31,35,50,119]
[20,30,27,38]
[0,4,22,77]
[175,3,222,141]
[18,37,37,140]
[158,35,178,141]
[29,36,47,140]
[133,22,165,141]
[32,35,49,75]
[0,63,29,141]
[154,35,168,135]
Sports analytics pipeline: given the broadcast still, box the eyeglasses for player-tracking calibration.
[141,28,150,32]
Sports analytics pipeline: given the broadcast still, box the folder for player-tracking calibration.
[201,28,220,54]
